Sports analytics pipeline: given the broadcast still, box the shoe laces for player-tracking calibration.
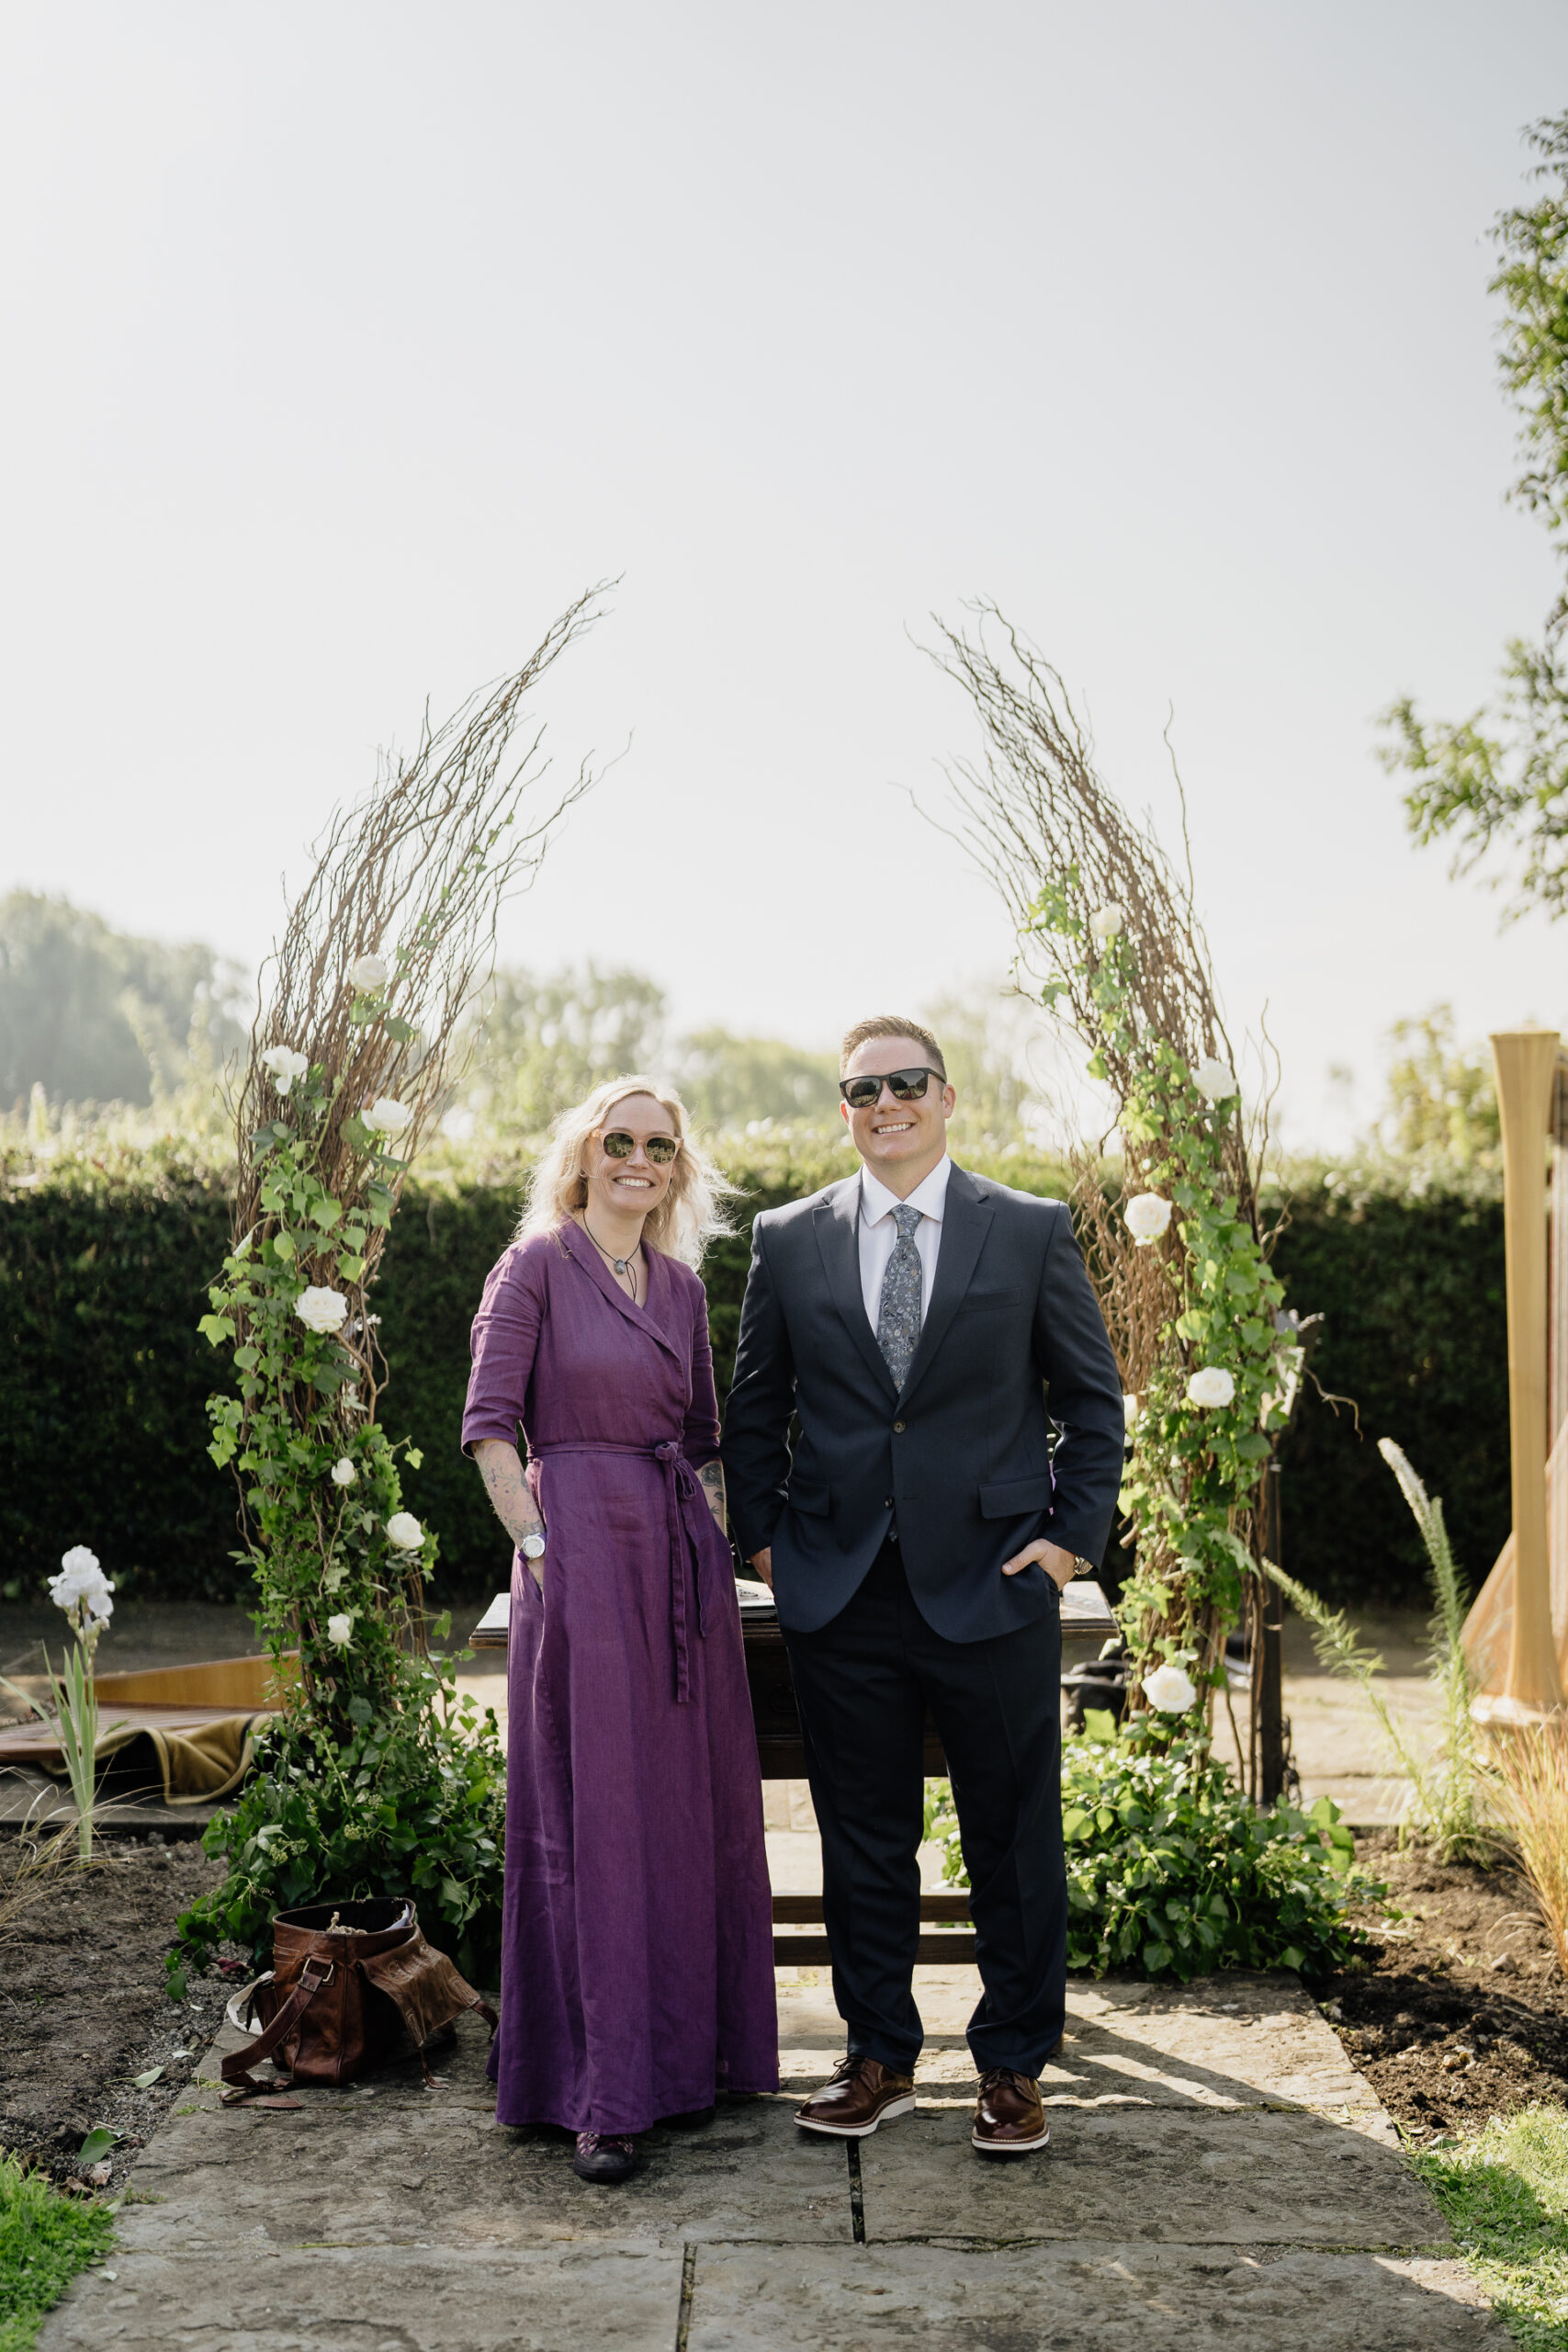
[978,2068,1035,2097]
[576,2132,634,2155]
[828,2054,878,2085]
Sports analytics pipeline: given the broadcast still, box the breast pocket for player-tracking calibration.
[956,1288,1020,1317]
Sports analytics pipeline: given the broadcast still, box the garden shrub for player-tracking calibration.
[930,1714,1382,1981]
[178,1655,505,1985]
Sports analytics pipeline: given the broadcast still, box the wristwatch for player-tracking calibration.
[521,1533,546,1560]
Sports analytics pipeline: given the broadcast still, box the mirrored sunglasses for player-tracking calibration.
[602,1128,680,1164]
[839,1066,943,1111]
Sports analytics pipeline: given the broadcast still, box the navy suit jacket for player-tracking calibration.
[720,1162,1125,1643]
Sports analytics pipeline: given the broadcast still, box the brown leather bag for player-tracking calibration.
[220,1897,496,2103]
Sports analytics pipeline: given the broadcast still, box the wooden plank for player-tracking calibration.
[774,1933,977,1966]
[772,1893,970,1924]
[92,1656,298,1707]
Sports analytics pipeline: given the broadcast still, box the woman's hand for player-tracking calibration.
[1002,1537,1077,1590]
[474,1439,547,1586]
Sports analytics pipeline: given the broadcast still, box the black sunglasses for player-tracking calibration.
[839,1066,945,1111]
[602,1128,680,1165]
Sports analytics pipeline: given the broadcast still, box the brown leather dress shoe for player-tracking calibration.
[972,2068,1049,2154]
[795,2055,917,2138]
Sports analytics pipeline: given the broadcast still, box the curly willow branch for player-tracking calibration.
[234,581,612,1301]
[924,603,1285,1755]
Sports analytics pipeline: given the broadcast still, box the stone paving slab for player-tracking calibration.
[36,2242,682,2350]
[856,2107,1443,2246]
[778,1966,1388,2127]
[39,1968,1480,2350]
[685,2242,1507,2350]
[117,2028,851,2250]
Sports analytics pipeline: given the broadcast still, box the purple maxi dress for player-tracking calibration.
[461,1221,779,2134]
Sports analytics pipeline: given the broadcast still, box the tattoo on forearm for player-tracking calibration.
[698,1461,728,1536]
[474,1440,544,1553]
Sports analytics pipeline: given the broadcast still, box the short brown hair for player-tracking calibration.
[839,1014,945,1080]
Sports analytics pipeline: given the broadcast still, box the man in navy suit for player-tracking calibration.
[722,1014,1124,2156]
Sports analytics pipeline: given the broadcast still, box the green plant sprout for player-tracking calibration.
[0,1550,123,1861]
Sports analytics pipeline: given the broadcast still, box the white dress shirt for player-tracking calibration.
[857,1157,951,1334]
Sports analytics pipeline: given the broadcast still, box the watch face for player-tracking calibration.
[522,1534,546,1558]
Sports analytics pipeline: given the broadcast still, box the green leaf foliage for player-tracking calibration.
[931,1722,1381,1983]
[177,1658,505,1988]
[1380,114,1568,922]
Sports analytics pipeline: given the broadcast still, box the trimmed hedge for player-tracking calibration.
[0,1157,1509,1611]
[0,1162,238,1600]
[1269,1186,1508,1606]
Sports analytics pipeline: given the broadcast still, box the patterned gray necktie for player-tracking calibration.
[876,1203,924,1389]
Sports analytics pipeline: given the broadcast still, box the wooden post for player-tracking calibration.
[1491,1028,1565,1714]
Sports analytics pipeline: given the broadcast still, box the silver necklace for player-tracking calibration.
[583,1216,641,1284]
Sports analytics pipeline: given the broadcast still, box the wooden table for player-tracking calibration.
[470,1577,1119,1965]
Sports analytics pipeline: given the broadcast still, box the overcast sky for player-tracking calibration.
[3,2,1565,1148]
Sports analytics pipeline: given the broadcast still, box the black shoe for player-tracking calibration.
[572,2131,637,2183]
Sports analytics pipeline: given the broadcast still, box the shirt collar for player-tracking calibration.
[860,1155,952,1227]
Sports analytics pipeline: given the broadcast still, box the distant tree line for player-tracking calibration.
[0,892,248,1112]
[0,892,1057,1151]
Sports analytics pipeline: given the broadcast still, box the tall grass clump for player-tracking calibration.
[1263,1436,1489,1860]
[1491,1721,1568,1977]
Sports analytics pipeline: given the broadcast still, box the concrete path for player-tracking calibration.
[39,1965,1504,2351]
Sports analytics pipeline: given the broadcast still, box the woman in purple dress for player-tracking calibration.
[462,1075,779,2184]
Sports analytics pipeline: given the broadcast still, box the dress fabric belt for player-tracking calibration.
[528,1440,709,1703]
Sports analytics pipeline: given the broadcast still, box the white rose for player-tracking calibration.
[296,1285,349,1335]
[260,1046,309,1097]
[1186,1365,1236,1409]
[1089,904,1124,942]
[362,1097,412,1136]
[385,1512,424,1552]
[1191,1056,1237,1103]
[1143,1661,1199,1713]
[1123,1192,1172,1246]
[350,954,390,990]
[1122,1393,1140,1430]
[326,1613,354,1647]
[331,1458,357,1487]
[49,1546,115,1623]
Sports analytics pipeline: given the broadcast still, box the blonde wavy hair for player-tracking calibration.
[515,1074,739,1269]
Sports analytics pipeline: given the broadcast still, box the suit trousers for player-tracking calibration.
[783,1535,1066,2078]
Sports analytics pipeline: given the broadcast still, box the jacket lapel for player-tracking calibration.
[813,1177,898,1402]
[897,1163,993,1408]
[559,1220,684,1366]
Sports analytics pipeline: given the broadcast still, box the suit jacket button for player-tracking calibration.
[884,1497,893,1509]
[892,1419,905,1433]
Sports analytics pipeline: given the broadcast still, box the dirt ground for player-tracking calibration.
[1313,1830,1568,2140]
[0,1832,239,2188]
